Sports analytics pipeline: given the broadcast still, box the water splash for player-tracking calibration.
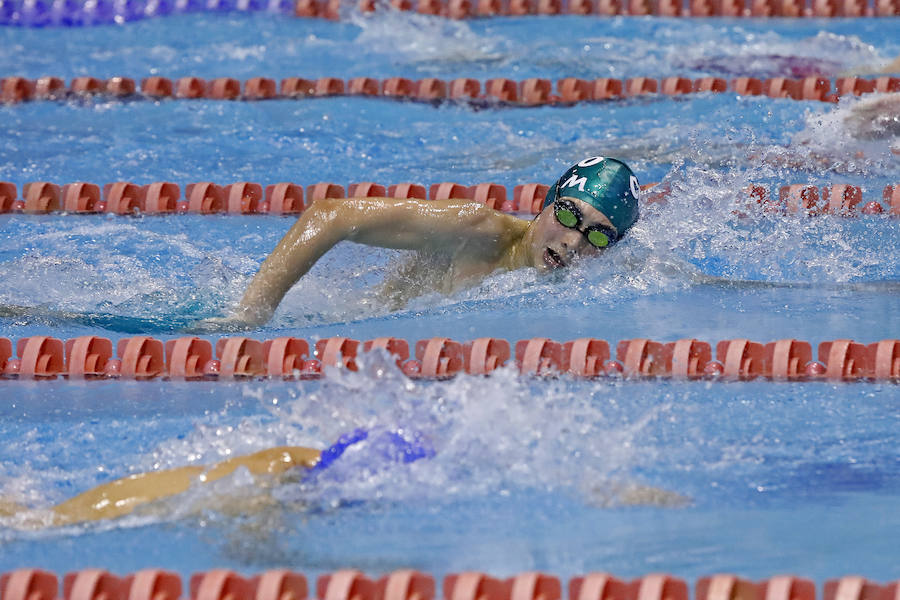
[671,30,881,78]
[348,4,502,68]
[786,92,900,173]
[143,352,672,512]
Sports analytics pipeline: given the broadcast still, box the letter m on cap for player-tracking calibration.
[561,174,587,192]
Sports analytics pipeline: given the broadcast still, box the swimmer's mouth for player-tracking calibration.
[544,247,567,269]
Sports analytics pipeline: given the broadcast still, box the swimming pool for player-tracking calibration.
[0,8,899,589]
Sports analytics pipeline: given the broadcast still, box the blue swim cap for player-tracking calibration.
[542,157,641,236]
[302,427,434,482]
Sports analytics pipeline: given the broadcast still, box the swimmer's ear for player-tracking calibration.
[531,203,550,221]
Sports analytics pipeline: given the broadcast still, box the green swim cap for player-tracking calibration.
[542,157,641,236]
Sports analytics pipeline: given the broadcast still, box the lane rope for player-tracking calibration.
[0,0,293,26]
[1,334,898,380]
[300,0,900,17]
[0,180,897,216]
[2,0,897,24]
[2,75,899,105]
[0,567,898,600]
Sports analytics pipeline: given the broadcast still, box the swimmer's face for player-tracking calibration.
[530,197,618,271]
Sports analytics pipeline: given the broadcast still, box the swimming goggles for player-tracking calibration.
[553,198,618,248]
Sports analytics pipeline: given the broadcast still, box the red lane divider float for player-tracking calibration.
[1,180,898,216]
[3,570,900,600]
[2,75,899,105]
[298,0,900,17]
[1,334,898,381]
[739,183,900,216]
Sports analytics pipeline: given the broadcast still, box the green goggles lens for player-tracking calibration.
[555,207,579,228]
[586,229,610,248]
[554,200,616,249]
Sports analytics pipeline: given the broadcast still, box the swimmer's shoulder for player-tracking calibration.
[341,195,501,214]
[451,199,531,243]
[341,195,529,239]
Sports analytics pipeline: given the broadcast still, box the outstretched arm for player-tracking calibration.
[47,446,321,525]
[230,196,523,326]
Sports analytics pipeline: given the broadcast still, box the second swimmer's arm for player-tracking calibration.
[49,447,321,525]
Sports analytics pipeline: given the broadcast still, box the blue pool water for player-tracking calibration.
[1,11,899,586]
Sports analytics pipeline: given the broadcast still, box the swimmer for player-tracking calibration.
[1,429,688,528]
[0,428,426,528]
[763,90,900,172]
[214,157,641,328]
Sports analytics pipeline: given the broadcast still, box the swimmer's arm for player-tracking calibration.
[48,446,320,525]
[51,465,205,524]
[232,197,519,326]
[230,198,347,326]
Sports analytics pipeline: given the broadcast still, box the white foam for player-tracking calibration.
[135,353,668,513]
[788,93,900,169]
[348,5,501,65]
[665,29,882,77]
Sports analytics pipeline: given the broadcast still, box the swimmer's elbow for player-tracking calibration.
[303,198,357,241]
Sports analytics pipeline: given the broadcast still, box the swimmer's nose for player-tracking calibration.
[561,231,587,252]
[560,239,579,261]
